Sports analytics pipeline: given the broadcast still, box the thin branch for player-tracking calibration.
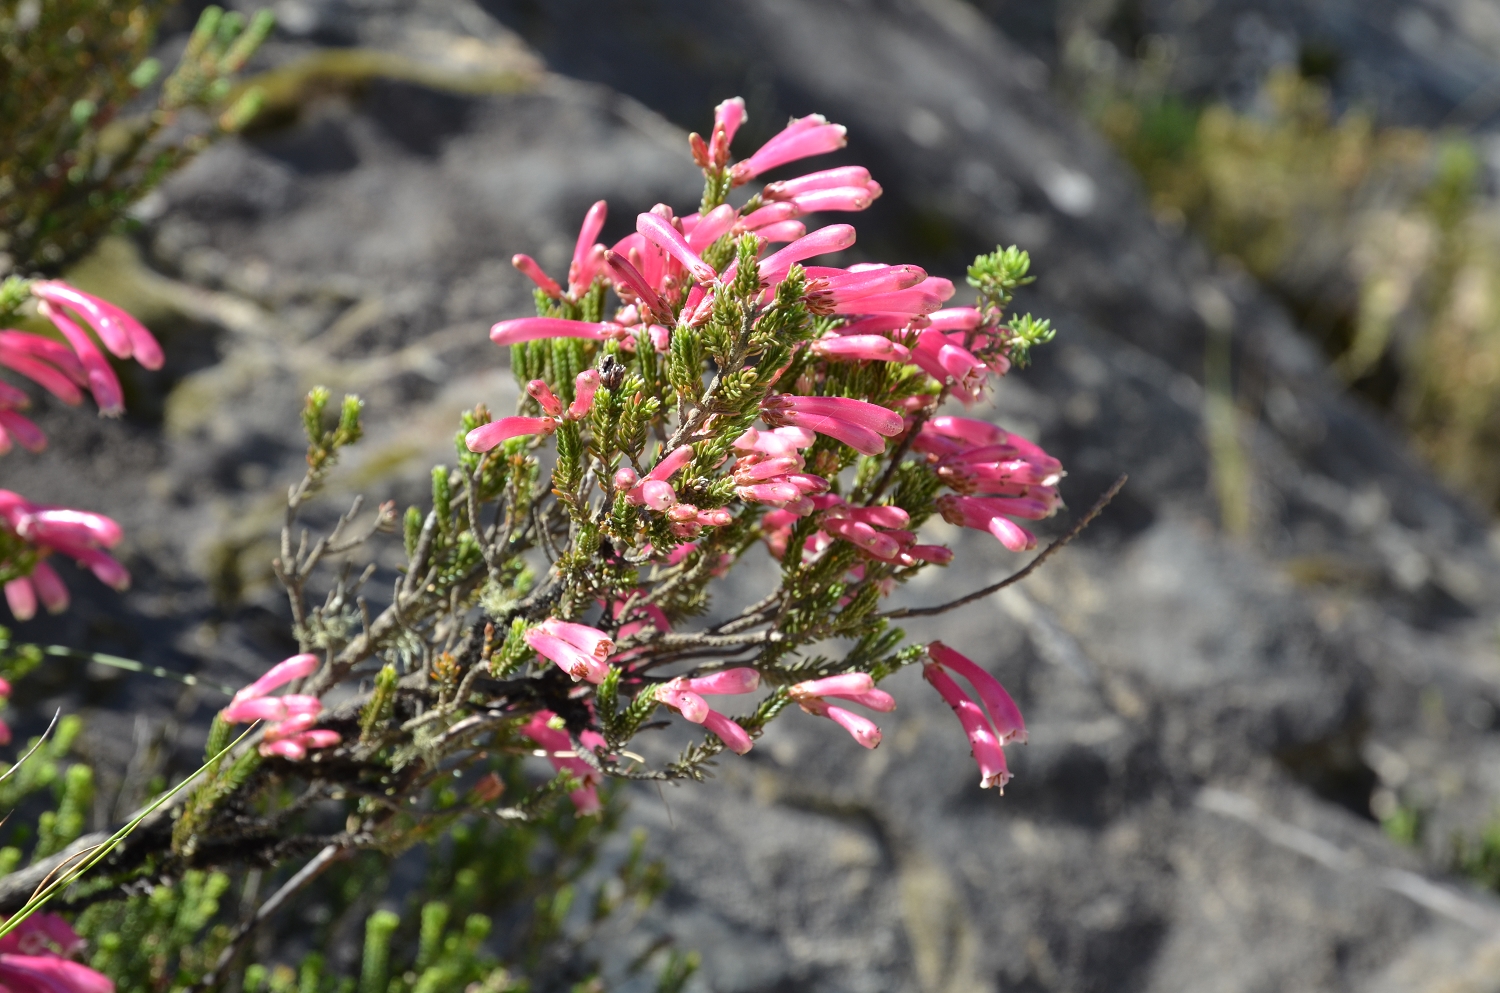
[883,474,1127,619]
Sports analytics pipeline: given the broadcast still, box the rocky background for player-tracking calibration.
[8,0,1500,990]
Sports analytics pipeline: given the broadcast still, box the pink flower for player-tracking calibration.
[0,331,88,406]
[937,494,1054,552]
[679,667,761,695]
[923,661,1012,790]
[755,224,857,286]
[465,416,557,452]
[810,334,911,362]
[787,672,894,748]
[31,280,162,370]
[730,114,848,184]
[0,912,112,993]
[489,318,612,348]
[220,653,338,759]
[526,620,613,683]
[926,307,984,332]
[910,329,989,402]
[786,184,881,213]
[714,96,747,147]
[512,254,563,299]
[35,302,123,416]
[0,492,129,607]
[568,200,609,295]
[754,220,807,243]
[637,212,717,284]
[520,711,607,815]
[927,642,1026,744]
[569,370,601,420]
[763,166,873,200]
[603,250,673,324]
[686,204,738,250]
[229,653,320,704]
[702,709,754,754]
[527,379,564,417]
[733,426,816,457]
[0,410,45,454]
[760,395,903,456]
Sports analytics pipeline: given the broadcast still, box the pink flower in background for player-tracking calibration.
[489,318,613,348]
[0,912,112,993]
[220,653,339,759]
[569,200,609,295]
[465,416,556,452]
[730,114,848,184]
[924,661,1012,790]
[0,492,129,619]
[637,212,717,284]
[928,642,1026,744]
[657,668,759,754]
[30,281,162,371]
[520,711,608,815]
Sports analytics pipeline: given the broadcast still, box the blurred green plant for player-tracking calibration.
[0,1,271,282]
[1095,66,1500,514]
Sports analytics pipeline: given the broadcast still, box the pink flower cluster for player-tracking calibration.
[221,653,341,760]
[0,282,164,449]
[525,618,615,683]
[788,672,894,748]
[0,912,113,993]
[924,642,1026,790]
[614,445,734,538]
[656,668,758,754]
[918,416,1064,552]
[0,491,128,621]
[519,710,608,815]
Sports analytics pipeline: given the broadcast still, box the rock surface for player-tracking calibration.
[4,0,1500,990]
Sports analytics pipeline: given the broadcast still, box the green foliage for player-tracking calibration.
[1453,812,1500,893]
[0,2,272,281]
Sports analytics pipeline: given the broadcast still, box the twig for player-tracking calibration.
[193,842,350,991]
[882,474,1127,619]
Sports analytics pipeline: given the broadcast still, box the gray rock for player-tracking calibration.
[5,0,1500,989]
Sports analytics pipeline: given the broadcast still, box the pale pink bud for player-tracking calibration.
[702,709,754,754]
[527,379,564,417]
[648,324,672,351]
[490,317,611,347]
[639,479,677,511]
[264,712,318,741]
[466,416,557,452]
[260,738,307,760]
[614,467,639,491]
[637,212,717,284]
[300,729,342,749]
[569,370,600,419]
[512,254,563,298]
[667,503,700,523]
[696,508,733,526]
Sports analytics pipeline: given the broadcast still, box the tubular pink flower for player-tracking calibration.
[31,280,163,369]
[0,337,86,405]
[803,700,883,748]
[0,912,86,958]
[732,455,803,482]
[28,562,68,614]
[927,307,984,331]
[646,445,695,482]
[686,203,737,250]
[701,709,754,754]
[733,426,815,457]
[714,96,747,145]
[681,668,760,695]
[16,509,122,549]
[222,694,321,723]
[739,201,801,231]
[658,682,710,723]
[789,186,878,213]
[525,629,608,683]
[901,544,954,566]
[755,220,806,243]
[512,254,563,299]
[527,379,564,417]
[637,212,717,284]
[233,653,320,702]
[263,712,318,742]
[822,517,902,559]
[75,548,129,590]
[569,370,601,419]
[0,953,115,993]
[260,738,307,760]
[466,416,557,452]
[731,115,848,183]
[764,166,873,200]
[490,317,611,347]
[928,642,1027,744]
[790,673,874,699]
[636,479,677,511]
[924,415,1005,447]
[758,224,857,283]
[834,314,926,337]
[569,200,609,293]
[604,250,672,324]
[761,395,903,456]
[0,411,45,453]
[836,283,952,318]
[810,335,911,362]
[737,481,802,503]
[538,619,615,661]
[4,579,36,621]
[36,302,123,415]
[923,662,1012,790]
